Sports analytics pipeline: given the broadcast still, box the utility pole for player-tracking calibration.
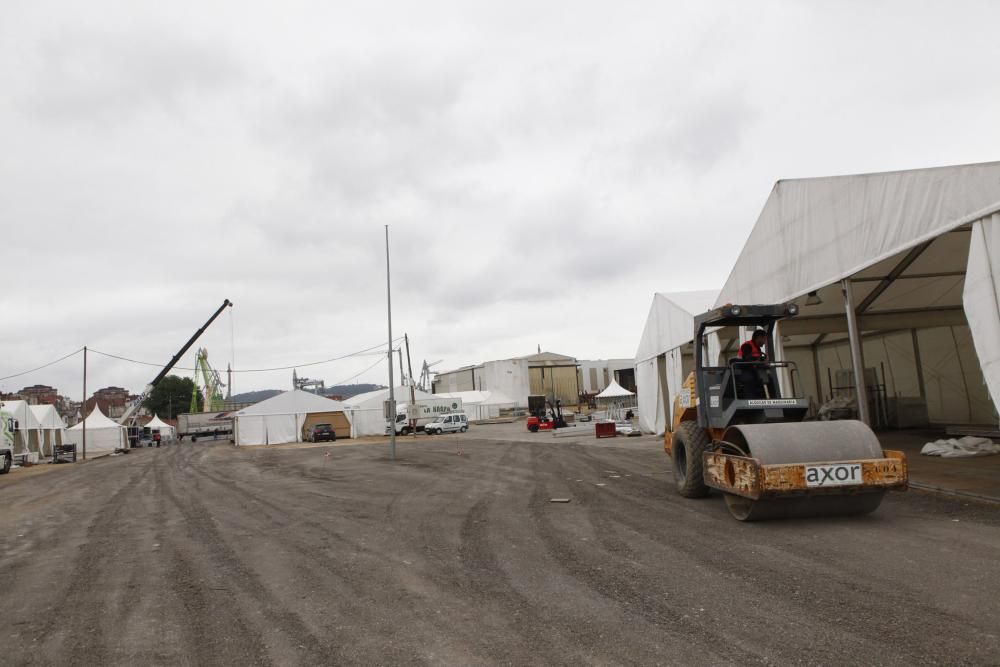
[82,346,87,461]
[386,225,396,460]
[405,334,416,435]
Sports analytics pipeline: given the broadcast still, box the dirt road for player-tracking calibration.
[2,433,998,665]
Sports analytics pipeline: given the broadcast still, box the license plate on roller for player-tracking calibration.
[805,463,863,487]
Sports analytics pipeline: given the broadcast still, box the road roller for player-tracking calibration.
[665,303,908,521]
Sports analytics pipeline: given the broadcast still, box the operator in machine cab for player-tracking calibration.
[738,329,769,399]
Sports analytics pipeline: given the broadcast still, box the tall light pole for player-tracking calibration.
[386,225,396,461]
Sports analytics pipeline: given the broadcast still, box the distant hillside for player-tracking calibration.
[229,389,282,404]
[229,384,386,404]
[325,384,386,399]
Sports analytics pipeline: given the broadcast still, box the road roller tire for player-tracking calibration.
[672,422,711,498]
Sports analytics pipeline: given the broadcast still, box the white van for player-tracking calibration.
[423,413,469,435]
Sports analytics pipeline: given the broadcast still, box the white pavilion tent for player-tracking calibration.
[66,405,127,456]
[595,380,637,422]
[0,400,44,455]
[29,404,65,456]
[143,415,176,442]
[342,386,434,437]
[234,390,346,446]
[634,291,720,435]
[717,161,1000,427]
[433,390,516,421]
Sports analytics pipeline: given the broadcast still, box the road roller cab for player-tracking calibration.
[666,303,908,521]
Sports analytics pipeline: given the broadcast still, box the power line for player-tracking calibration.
[329,354,390,387]
[87,337,405,374]
[0,348,84,382]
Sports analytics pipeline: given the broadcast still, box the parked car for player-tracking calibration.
[423,413,469,435]
[308,424,337,442]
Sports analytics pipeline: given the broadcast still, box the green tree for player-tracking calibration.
[143,375,200,419]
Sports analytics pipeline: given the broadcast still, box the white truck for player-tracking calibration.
[1,409,15,473]
[386,397,463,435]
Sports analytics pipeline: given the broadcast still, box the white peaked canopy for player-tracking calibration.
[67,404,127,455]
[234,390,345,446]
[717,161,1000,422]
[343,386,435,437]
[1,400,43,454]
[635,290,720,435]
[595,380,634,399]
[29,404,65,456]
[144,414,175,440]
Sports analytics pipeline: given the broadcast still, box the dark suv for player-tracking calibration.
[308,424,337,442]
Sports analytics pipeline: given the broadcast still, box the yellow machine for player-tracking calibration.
[664,303,908,521]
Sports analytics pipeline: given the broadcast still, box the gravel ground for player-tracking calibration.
[1,428,998,666]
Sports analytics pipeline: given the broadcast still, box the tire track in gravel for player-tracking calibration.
[539,443,992,665]
[155,445,341,665]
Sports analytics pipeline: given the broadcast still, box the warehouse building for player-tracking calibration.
[433,352,584,406]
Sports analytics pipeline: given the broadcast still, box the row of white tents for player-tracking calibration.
[2,400,177,459]
[636,161,1000,435]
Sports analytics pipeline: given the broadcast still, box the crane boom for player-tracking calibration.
[119,299,233,425]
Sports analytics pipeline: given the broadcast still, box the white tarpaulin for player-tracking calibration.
[66,405,127,456]
[634,291,719,435]
[234,390,345,446]
[717,162,1000,422]
[343,386,434,437]
[433,390,515,420]
[921,436,1000,458]
[964,212,1000,416]
[29,404,65,456]
[1,399,43,454]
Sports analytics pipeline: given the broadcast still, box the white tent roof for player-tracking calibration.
[717,162,1000,306]
[343,386,433,409]
[635,290,719,362]
[596,380,634,398]
[236,389,345,416]
[144,414,174,431]
[29,404,64,429]
[68,404,124,431]
[1,400,42,430]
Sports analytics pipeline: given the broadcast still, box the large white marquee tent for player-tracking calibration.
[343,386,434,437]
[433,390,516,421]
[234,390,346,446]
[634,291,720,435]
[66,405,127,456]
[716,161,1000,427]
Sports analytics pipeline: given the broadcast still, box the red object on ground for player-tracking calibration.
[527,416,556,433]
[595,422,617,438]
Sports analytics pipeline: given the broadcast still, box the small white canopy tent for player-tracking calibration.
[342,386,434,437]
[235,390,345,446]
[144,415,176,441]
[0,400,44,455]
[634,291,720,435]
[717,161,1000,426]
[29,404,65,456]
[433,390,516,421]
[66,405,127,456]
[595,380,637,422]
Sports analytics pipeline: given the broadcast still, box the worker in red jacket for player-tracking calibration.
[738,330,769,399]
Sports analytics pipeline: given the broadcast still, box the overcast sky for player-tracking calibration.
[3,1,1000,400]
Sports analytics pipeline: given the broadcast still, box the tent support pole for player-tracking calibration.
[811,344,823,403]
[842,280,871,426]
[910,329,927,399]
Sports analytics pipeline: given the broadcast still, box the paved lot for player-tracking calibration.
[2,427,999,665]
